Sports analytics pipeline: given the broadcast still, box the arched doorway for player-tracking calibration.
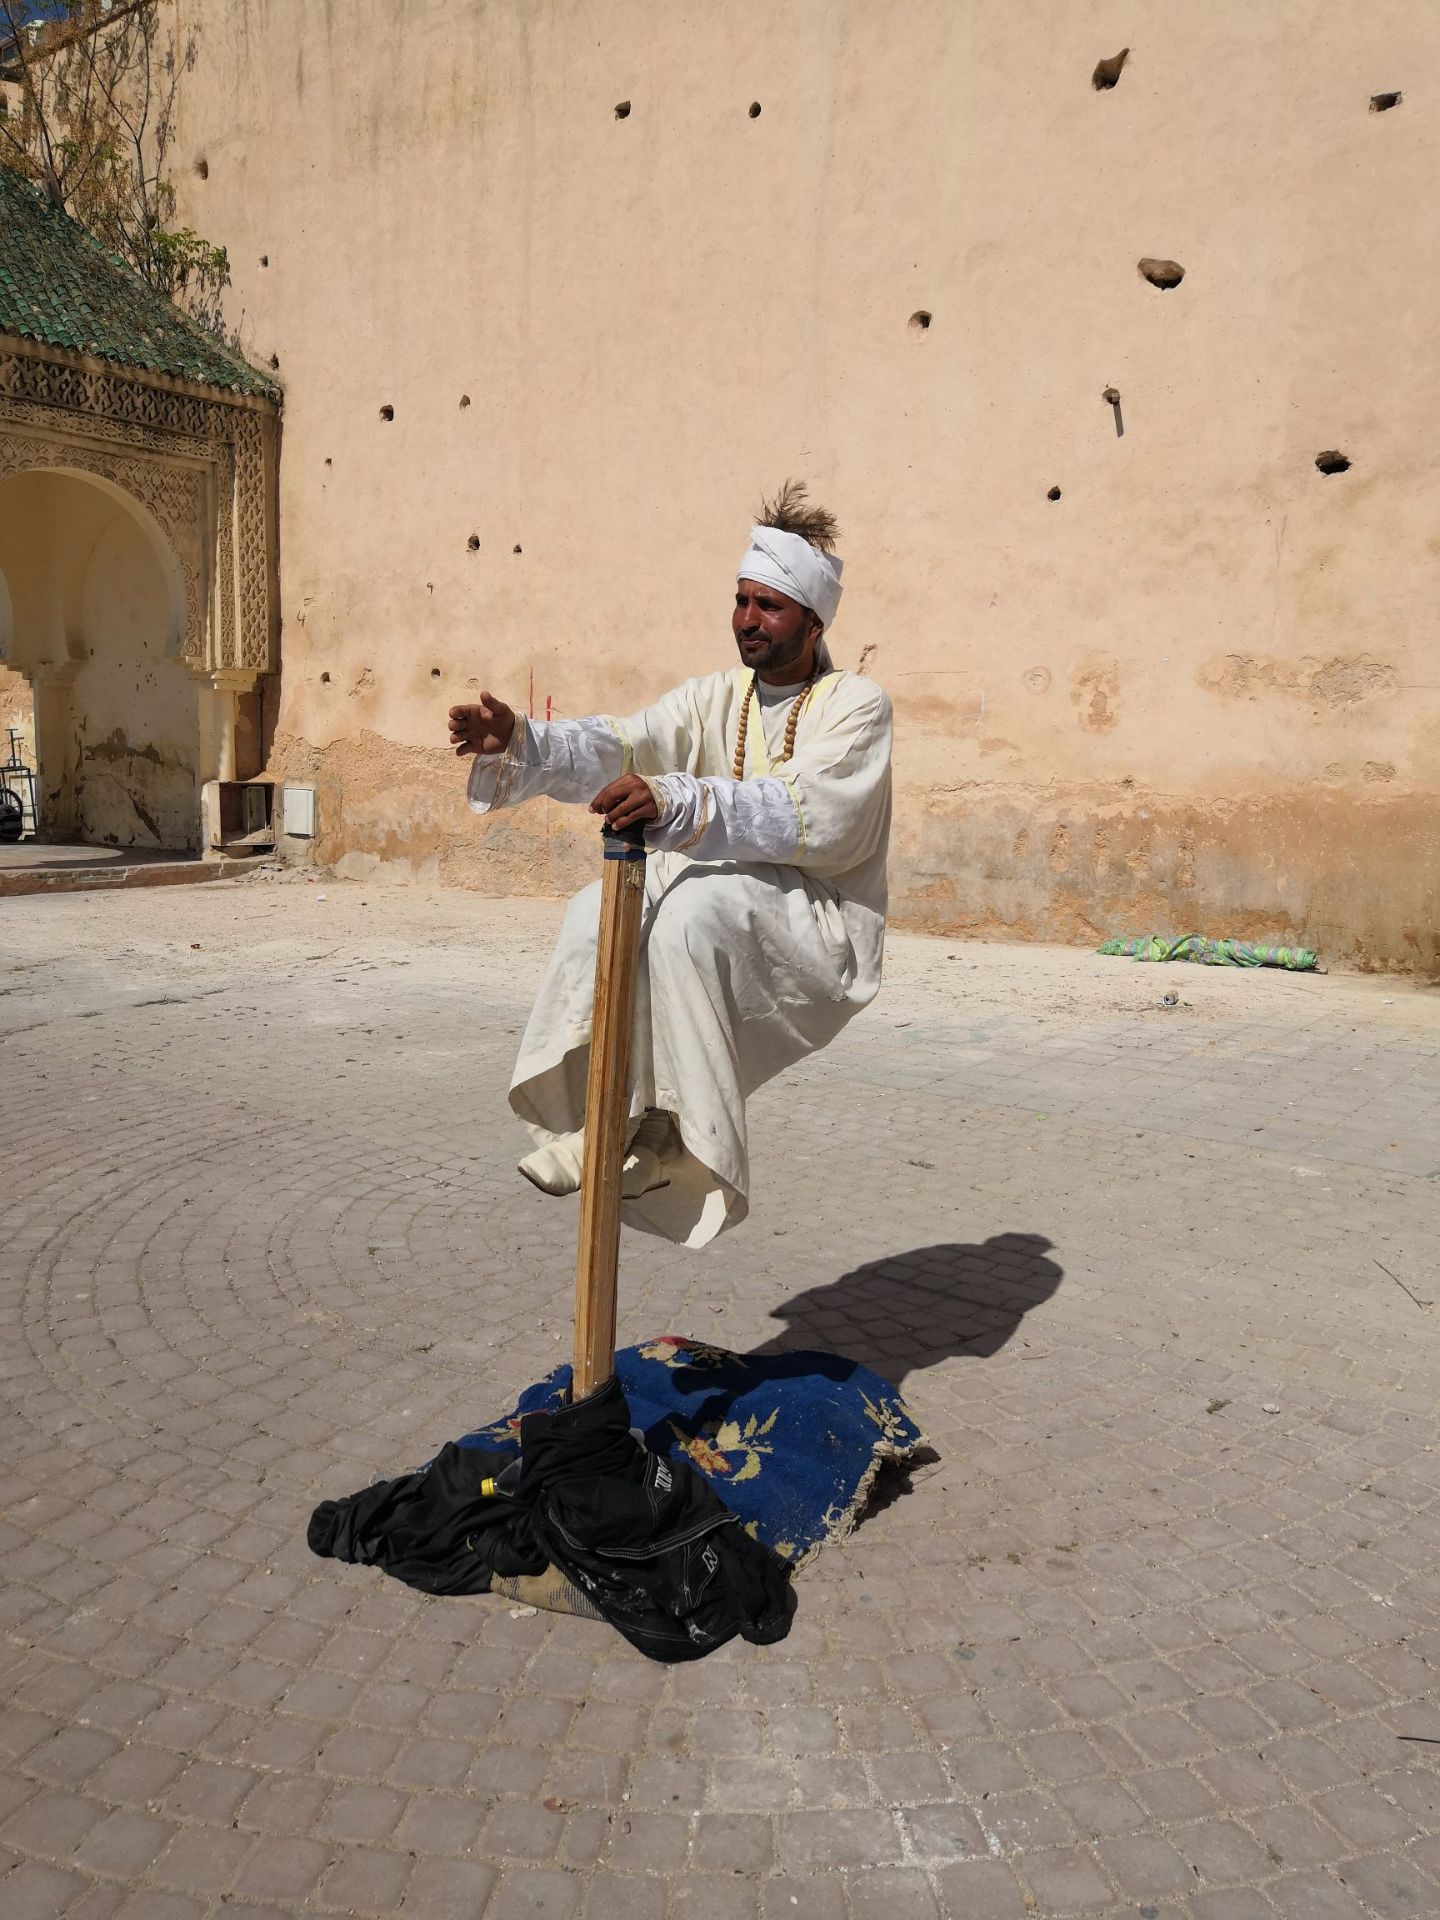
[0,466,199,851]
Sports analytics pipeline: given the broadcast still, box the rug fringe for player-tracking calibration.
[788,1427,928,1571]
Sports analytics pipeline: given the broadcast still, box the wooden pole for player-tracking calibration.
[572,821,648,1399]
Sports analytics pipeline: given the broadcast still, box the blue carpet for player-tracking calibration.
[458,1337,925,1568]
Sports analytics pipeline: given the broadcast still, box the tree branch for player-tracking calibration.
[2,0,227,324]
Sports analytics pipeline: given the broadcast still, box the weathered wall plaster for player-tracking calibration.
[0,471,198,848]
[72,508,198,849]
[168,1,1440,970]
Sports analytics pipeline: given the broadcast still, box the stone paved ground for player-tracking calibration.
[2,875,1439,1920]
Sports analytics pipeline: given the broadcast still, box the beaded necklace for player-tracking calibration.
[731,667,818,781]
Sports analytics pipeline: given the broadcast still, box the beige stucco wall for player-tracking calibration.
[169,0,1439,969]
[73,506,198,849]
[0,471,198,848]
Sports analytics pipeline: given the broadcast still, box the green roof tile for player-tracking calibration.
[0,161,278,400]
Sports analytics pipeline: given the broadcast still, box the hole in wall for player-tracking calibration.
[320,672,331,684]
[1047,486,1062,501]
[195,157,209,179]
[513,544,522,554]
[379,404,394,420]
[749,101,762,118]
[1370,91,1402,112]
[467,534,480,551]
[324,457,332,467]
[614,100,631,119]
[1315,450,1351,474]
[431,668,441,680]
[268,353,280,369]
[909,310,932,333]
[459,394,471,408]
[1138,258,1185,289]
[260,254,269,267]
[1092,48,1129,90]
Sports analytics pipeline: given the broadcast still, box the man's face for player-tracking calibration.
[732,578,821,682]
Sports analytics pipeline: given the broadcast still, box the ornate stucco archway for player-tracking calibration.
[0,341,279,846]
[0,464,196,846]
[1,455,191,658]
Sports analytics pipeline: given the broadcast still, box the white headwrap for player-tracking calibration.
[737,525,844,629]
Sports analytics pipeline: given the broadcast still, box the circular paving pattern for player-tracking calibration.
[2,896,1439,1918]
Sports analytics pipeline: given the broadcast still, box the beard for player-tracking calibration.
[735,628,809,676]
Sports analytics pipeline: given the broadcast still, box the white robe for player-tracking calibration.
[468,664,892,1246]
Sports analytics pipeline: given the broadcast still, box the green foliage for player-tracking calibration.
[150,224,229,330]
[0,0,231,334]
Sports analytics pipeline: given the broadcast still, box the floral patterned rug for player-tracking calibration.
[458,1337,925,1579]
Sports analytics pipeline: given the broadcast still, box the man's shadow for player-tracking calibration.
[751,1232,1064,1397]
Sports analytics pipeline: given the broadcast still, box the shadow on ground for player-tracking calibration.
[754,1231,1064,1393]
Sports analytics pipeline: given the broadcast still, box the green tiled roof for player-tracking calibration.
[0,161,278,400]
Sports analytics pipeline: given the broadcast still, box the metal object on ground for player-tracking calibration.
[1,727,37,838]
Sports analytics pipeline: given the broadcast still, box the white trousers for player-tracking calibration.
[509,851,871,1246]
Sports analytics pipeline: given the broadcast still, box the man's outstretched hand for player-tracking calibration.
[590,774,660,832]
[448,695,516,758]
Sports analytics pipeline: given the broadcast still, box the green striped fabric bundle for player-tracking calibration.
[1098,935,1318,971]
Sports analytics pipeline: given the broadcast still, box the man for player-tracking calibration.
[449,483,891,1248]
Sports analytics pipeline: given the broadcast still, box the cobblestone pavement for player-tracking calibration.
[2,878,1438,1920]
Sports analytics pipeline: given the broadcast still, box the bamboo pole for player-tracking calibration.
[572,821,648,1399]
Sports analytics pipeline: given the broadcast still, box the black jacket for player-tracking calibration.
[309,1375,792,1661]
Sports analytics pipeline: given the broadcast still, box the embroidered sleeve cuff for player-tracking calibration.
[640,776,673,827]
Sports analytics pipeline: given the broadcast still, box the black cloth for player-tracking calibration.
[308,1375,793,1661]
[307,1442,544,1596]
